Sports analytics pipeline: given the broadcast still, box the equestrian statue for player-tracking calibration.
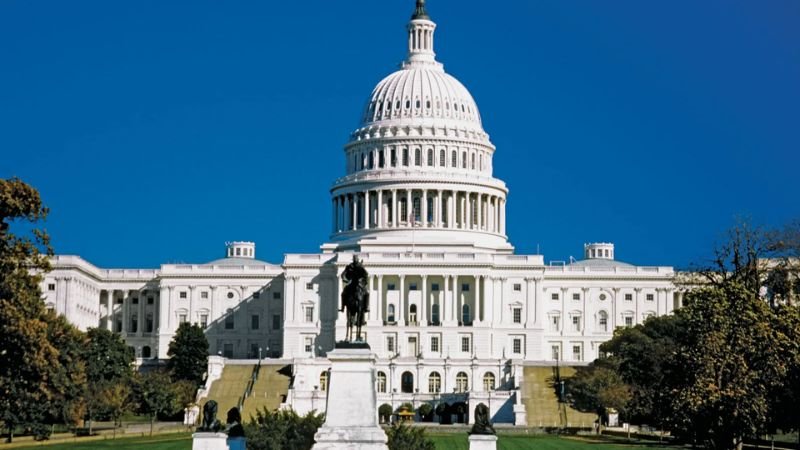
[339,255,369,342]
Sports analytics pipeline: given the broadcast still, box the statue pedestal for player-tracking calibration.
[192,432,228,450]
[469,434,498,450]
[312,345,388,450]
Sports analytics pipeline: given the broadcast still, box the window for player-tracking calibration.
[377,371,387,393]
[461,336,471,353]
[253,291,260,299]
[439,149,445,166]
[273,291,281,300]
[432,283,440,291]
[201,291,209,299]
[461,283,470,292]
[462,151,467,168]
[402,148,409,166]
[572,293,580,301]
[179,291,187,299]
[227,292,234,299]
[225,310,234,330]
[272,314,281,330]
[146,314,154,332]
[551,293,559,300]
[430,335,440,352]
[179,314,187,324]
[251,314,260,330]
[598,311,608,332]
[147,296,154,305]
[223,343,234,358]
[513,308,522,324]
[401,371,414,393]
[431,303,440,324]
[551,344,560,361]
[306,282,314,290]
[455,372,469,393]
[415,148,421,166]
[48,283,55,291]
[513,283,521,291]
[646,293,654,301]
[471,153,475,169]
[513,338,522,354]
[200,314,208,329]
[132,297,138,305]
[130,314,138,333]
[320,372,328,391]
[550,314,561,332]
[572,345,582,361]
[387,283,396,290]
[625,293,633,301]
[624,316,634,327]
[599,293,607,301]
[428,372,442,393]
[412,198,420,222]
[483,372,496,391]
[142,346,151,358]
[409,304,417,324]
[572,315,581,331]
[386,335,395,353]
[387,304,396,323]
[304,337,313,354]
[451,150,457,167]
[391,148,397,166]
[408,336,418,356]
[115,317,122,332]
[116,297,123,304]
[409,283,418,291]
[462,304,471,325]
[305,306,314,323]
[379,150,385,167]
[427,148,434,166]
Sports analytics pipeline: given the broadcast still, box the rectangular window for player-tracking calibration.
[179,314,188,324]
[272,314,281,330]
[572,315,581,331]
[200,314,208,329]
[430,336,440,353]
[572,293,580,301]
[513,308,522,324]
[305,306,314,323]
[387,283,396,290]
[624,316,634,327]
[179,291,187,299]
[573,345,582,361]
[306,282,314,290]
[253,291,260,299]
[223,343,234,358]
[461,283,470,292]
[201,291,209,299]
[48,283,55,291]
[599,315,608,331]
[625,293,633,301]
[147,296,154,305]
[132,297,139,305]
[146,315,154,332]
[513,283,521,291]
[432,283,440,291]
[646,293,654,301]
[251,314,260,330]
[409,283,418,291]
[116,297,123,304]
[225,314,234,330]
[550,315,560,332]
[551,293,559,300]
[513,338,522,354]
[408,336,418,356]
[273,291,281,300]
[551,345,560,361]
[461,336,471,353]
[304,337,313,354]
[386,336,395,353]
[116,319,122,333]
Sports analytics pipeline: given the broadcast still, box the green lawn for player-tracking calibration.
[21,433,680,450]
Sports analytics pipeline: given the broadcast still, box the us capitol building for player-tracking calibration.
[41,1,680,423]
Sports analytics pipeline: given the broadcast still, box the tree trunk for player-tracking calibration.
[150,416,154,437]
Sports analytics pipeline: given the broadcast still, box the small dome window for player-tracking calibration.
[426,100,431,109]
[405,100,410,109]
[445,102,449,110]
[462,104,465,112]
[396,101,401,109]
[415,100,420,109]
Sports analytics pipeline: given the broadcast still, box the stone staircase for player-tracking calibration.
[203,364,255,419]
[241,364,291,420]
[521,366,596,428]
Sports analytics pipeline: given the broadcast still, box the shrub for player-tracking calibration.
[417,403,433,422]
[378,404,393,423]
[245,408,324,450]
[386,422,434,450]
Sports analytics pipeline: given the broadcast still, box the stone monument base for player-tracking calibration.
[469,434,498,450]
[192,432,228,450]
[311,345,388,450]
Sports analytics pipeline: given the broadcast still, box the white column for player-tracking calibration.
[392,189,398,227]
[500,198,506,235]
[437,190,443,227]
[121,289,128,334]
[107,289,115,331]
[364,190,370,230]
[406,189,412,225]
[449,191,455,229]
[398,275,406,326]
[421,189,428,227]
[466,193,472,230]
[137,289,145,337]
[377,275,384,322]
[351,195,358,230]
[421,275,428,325]
[377,190,383,228]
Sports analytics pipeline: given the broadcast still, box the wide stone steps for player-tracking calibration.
[521,366,596,428]
[203,364,255,420]
[241,364,291,420]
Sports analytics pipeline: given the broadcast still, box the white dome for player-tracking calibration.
[361,67,482,126]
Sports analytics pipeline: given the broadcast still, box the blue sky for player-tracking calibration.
[1,0,798,269]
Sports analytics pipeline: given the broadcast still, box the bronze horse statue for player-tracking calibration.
[340,255,369,342]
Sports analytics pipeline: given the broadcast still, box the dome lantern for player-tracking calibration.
[405,0,437,67]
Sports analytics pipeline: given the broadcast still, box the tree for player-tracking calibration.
[0,178,57,442]
[385,422,435,450]
[133,371,175,436]
[245,408,324,450]
[83,328,134,434]
[99,382,133,438]
[42,313,88,436]
[167,322,209,385]
[417,403,433,422]
[566,360,631,426]
[378,403,393,424]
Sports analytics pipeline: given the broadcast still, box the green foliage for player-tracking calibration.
[566,360,631,420]
[417,403,433,421]
[378,403,393,423]
[385,422,435,450]
[167,322,209,386]
[245,408,324,450]
[84,328,134,433]
[133,370,178,436]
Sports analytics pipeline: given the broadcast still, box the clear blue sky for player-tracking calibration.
[1,0,798,269]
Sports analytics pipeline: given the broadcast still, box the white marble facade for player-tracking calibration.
[39,2,681,422]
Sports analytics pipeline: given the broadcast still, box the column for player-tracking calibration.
[452,275,459,323]
[499,198,506,234]
[437,190,443,227]
[106,289,115,331]
[477,194,483,230]
[460,193,466,229]
[137,289,145,337]
[351,195,358,230]
[398,275,406,326]
[332,198,337,233]
[377,275,384,322]
[364,190,370,230]
[406,189,412,225]
[377,190,383,228]
[344,195,352,231]
[466,193,472,230]
[484,277,494,325]
[478,275,487,325]
[121,289,128,334]
[421,189,428,227]
[392,189,398,227]
[449,191,455,229]
[581,287,589,336]
[420,275,428,325]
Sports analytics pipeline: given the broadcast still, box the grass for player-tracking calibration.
[8,432,682,450]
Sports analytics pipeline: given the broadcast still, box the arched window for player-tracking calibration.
[462,304,471,325]
[369,152,374,169]
[428,372,441,393]
[427,148,434,166]
[471,153,475,170]
[440,149,446,166]
[320,371,328,391]
[403,148,409,166]
[377,371,387,393]
[409,304,418,324]
[431,303,440,325]
[401,371,414,393]
[479,154,483,171]
[142,346,152,358]
[483,372,496,391]
[387,304,396,323]
[400,199,408,223]
[413,197,421,222]
[451,150,457,167]
[462,152,467,168]
[455,371,469,393]
[598,311,608,332]
[414,148,421,166]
